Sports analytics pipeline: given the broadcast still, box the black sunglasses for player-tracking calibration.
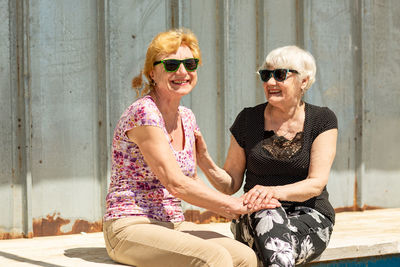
[258,69,299,82]
[153,58,199,72]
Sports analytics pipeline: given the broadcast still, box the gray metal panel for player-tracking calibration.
[222,0,260,153]
[361,0,400,207]
[263,0,299,52]
[181,0,221,163]
[0,0,29,238]
[303,0,358,209]
[28,0,102,233]
[108,0,169,132]
[2,0,400,237]
[0,0,17,236]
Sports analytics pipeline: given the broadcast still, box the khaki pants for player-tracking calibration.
[103,216,257,267]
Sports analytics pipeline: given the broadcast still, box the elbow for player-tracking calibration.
[309,179,327,199]
[164,179,191,199]
[311,186,324,198]
[226,183,241,195]
[165,183,186,198]
[223,187,236,196]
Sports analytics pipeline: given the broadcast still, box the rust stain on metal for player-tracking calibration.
[0,231,33,240]
[0,232,25,240]
[354,174,358,210]
[32,213,102,237]
[332,172,384,213]
[184,210,230,224]
[33,213,70,236]
[335,205,383,213]
[26,231,34,238]
[71,219,102,233]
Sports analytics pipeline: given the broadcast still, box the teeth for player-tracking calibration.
[172,80,188,84]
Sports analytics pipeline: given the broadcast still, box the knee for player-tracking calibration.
[234,245,258,267]
[206,245,234,266]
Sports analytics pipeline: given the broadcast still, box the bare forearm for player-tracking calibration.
[197,154,236,195]
[275,177,327,202]
[166,174,244,218]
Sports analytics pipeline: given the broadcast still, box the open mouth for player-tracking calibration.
[268,89,282,95]
[171,79,190,85]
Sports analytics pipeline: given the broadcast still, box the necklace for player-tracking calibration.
[168,133,174,143]
[165,113,180,143]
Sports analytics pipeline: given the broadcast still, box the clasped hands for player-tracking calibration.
[242,185,280,212]
[229,186,281,220]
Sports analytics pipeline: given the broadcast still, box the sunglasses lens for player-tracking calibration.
[163,60,181,72]
[259,70,271,82]
[273,69,288,82]
[183,58,198,71]
[162,59,198,72]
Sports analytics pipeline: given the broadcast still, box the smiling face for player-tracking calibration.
[150,45,198,98]
[262,66,308,108]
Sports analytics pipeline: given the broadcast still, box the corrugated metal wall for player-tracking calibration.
[1,0,399,238]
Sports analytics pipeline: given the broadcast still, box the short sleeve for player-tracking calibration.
[318,107,338,134]
[120,97,163,135]
[230,108,247,148]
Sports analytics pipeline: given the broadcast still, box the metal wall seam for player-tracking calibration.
[21,0,33,238]
[222,0,233,159]
[96,0,109,216]
[353,0,364,210]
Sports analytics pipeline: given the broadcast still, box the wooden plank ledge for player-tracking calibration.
[315,208,400,262]
[0,208,399,266]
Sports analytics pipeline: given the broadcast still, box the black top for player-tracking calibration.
[230,102,337,224]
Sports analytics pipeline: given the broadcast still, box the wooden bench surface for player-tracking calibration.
[0,208,399,266]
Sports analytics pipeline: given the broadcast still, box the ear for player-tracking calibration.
[150,70,155,81]
[301,76,309,90]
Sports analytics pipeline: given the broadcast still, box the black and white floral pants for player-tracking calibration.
[231,206,333,267]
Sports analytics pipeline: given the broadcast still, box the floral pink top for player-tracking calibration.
[104,95,198,223]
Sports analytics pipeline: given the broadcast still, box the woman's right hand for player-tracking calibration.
[243,186,281,211]
[228,195,281,219]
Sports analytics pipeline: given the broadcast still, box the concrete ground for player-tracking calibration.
[1,209,399,266]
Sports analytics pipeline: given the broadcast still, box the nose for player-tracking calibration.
[266,76,277,85]
[175,62,188,74]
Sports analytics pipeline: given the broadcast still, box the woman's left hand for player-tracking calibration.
[194,130,210,168]
[242,186,281,210]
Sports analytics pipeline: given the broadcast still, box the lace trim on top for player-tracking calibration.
[262,130,304,160]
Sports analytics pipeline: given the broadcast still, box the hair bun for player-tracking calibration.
[132,72,143,89]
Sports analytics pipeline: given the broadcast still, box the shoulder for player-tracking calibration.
[127,95,159,115]
[306,103,337,123]
[305,102,338,136]
[120,95,162,129]
[230,102,266,147]
[179,105,195,119]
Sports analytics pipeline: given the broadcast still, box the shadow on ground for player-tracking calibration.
[64,247,124,265]
[0,250,64,267]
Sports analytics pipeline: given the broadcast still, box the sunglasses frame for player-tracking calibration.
[258,68,299,82]
[153,58,199,72]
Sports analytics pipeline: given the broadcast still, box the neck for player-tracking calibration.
[266,101,304,121]
[150,90,180,131]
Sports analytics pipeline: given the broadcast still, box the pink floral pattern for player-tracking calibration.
[104,95,198,223]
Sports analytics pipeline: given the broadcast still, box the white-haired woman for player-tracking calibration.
[196,45,337,266]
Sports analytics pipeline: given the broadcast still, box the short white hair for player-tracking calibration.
[260,45,316,91]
